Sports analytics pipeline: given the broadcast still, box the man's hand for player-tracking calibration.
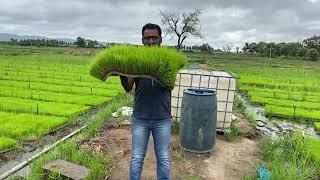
[120,75,134,92]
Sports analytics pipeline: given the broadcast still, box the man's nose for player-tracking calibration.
[149,38,155,43]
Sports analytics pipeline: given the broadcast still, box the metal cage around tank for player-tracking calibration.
[171,69,238,133]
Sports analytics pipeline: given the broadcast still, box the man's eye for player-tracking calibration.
[144,36,159,40]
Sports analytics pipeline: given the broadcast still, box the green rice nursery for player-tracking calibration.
[0,54,124,151]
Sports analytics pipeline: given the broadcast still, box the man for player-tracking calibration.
[120,23,171,180]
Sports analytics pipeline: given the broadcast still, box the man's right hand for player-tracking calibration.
[120,75,134,92]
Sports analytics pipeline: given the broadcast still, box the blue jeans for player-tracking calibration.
[130,117,172,180]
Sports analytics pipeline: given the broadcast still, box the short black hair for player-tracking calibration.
[142,23,162,37]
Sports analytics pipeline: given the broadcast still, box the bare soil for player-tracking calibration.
[81,115,261,180]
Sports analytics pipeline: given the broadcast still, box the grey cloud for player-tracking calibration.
[0,0,319,49]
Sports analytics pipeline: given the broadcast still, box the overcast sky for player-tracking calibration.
[0,0,319,49]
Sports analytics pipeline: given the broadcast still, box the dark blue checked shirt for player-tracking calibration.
[132,78,171,120]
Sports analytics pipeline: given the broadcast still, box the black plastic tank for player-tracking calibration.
[179,88,217,153]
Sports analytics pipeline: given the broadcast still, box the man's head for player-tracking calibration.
[142,23,162,46]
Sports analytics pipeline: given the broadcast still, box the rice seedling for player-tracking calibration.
[0,73,121,89]
[0,86,113,106]
[264,105,320,121]
[0,96,90,116]
[90,45,187,89]
[240,85,320,96]
[0,112,68,140]
[0,68,119,84]
[0,137,17,151]
[0,80,122,96]
[210,63,320,121]
[244,89,320,103]
[242,80,320,92]
[0,52,125,151]
[240,75,320,86]
[250,95,320,110]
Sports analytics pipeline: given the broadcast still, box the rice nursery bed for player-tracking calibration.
[0,55,124,151]
[206,57,320,130]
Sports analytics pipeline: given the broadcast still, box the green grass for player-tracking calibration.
[226,119,241,141]
[28,141,112,180]
[90,45,187,89]
[0,137,18,151]
[309,138,320,162]
[259,132,320,179]
[83,96,133,138]
[234,95,256,124]
[314,122,320,134]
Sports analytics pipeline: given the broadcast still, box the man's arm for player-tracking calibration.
[120,75,134,92]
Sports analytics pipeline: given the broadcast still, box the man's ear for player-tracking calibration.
[142,37,145,45]
[159,37,162,45]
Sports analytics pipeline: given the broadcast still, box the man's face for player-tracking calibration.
[142,29,162,46]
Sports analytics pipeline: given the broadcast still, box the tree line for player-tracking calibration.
[242,35,320,61]
[9,38,72,47]
[9,36,103,48]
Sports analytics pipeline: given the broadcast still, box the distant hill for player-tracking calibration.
[0,33,75,43]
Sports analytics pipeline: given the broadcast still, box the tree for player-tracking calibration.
[87,39,99,48]
[10,38,18,45]
[303,35,320,52]
[74,37,86,47]
[160,9,203,50]
[236,47,239,53]
[222,42,233,53]
[200,43,213,52]
[296,47,308,57]
[242,42,250,53]
[256,41,268,56]
[248,43,257,54]
[306,48,319,61]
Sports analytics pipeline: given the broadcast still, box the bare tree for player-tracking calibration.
[160,9,204,50]
[222,42,233,53]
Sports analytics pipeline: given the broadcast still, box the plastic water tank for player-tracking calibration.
[179,88,217,153]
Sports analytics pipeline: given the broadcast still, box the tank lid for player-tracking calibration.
[184,88,216,96]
